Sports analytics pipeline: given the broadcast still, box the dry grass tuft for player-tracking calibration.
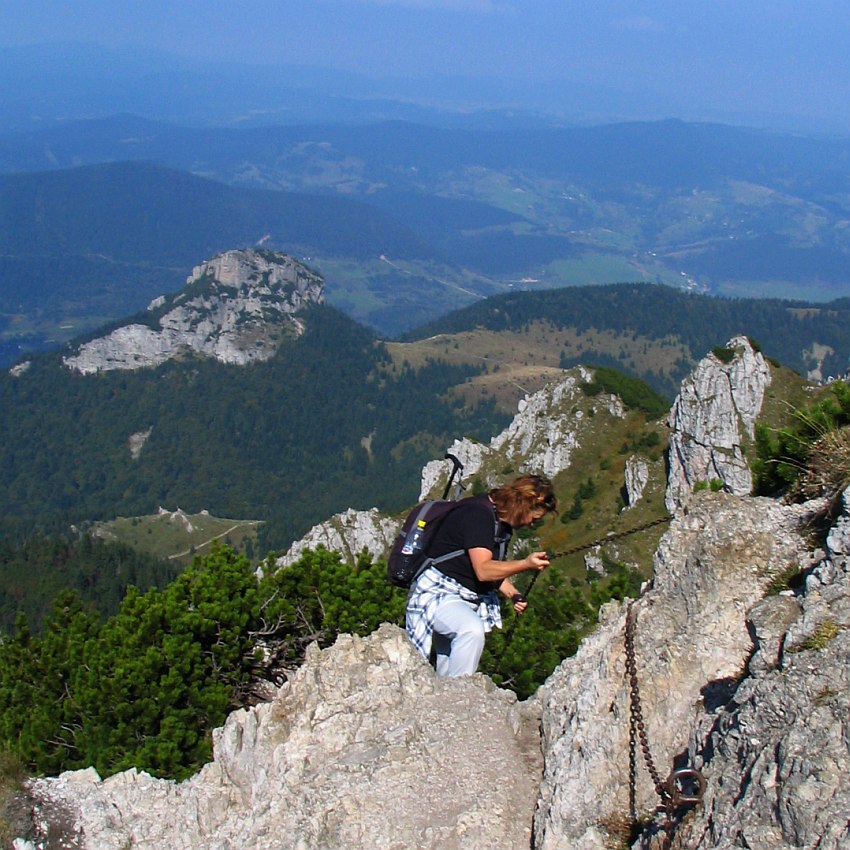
[799,424,850,498]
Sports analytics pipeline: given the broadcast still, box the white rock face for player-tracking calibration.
[533,492,825,850]
[665,336,772,513]
[128,427,152,460]
[419,367,622,499]
[623,455,649,508]
[63,249,324,374]
[24,625,543,850]
[274,507,401,569]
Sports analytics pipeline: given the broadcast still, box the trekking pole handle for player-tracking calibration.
[442,453,464,500]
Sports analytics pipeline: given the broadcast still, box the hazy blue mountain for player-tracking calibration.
[0,43,560,133]
[0,161,436,362]
[3,115,850,360]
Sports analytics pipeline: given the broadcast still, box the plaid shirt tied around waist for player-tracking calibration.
[406,565,502,663]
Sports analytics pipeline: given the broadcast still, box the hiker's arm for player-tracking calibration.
[499,578,528,613]
[468,547,550,582]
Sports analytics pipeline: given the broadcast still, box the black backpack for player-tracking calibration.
[386,495,509,588]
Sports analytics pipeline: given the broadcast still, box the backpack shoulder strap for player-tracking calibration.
[469,494,512,561]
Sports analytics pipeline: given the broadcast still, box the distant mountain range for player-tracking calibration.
[2,114,850,364]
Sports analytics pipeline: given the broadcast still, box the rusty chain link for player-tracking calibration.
[625,600,706,849]
[548,513,672,562]
[497,513,672,664]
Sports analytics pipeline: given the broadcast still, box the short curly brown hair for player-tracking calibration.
[489,474,557,526]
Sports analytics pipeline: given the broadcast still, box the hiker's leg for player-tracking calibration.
[431,598,485,677]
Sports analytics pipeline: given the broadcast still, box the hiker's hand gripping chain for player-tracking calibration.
[525,550,550,571]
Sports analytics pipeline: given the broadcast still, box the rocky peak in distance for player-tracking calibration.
[62,248,323,374]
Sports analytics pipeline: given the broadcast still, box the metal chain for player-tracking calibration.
[549,513,672,561]
[625,600,707,850]
[497,513,672,659]
[626,600,677,850]
[625,601,669,802]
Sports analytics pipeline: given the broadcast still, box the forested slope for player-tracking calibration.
[0,305,505,550]
[404,283,850,395]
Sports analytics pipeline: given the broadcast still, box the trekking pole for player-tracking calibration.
[442,453,465,500]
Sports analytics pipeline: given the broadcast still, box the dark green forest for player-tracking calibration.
[0,535,177,633]
[0,545,407,780]
[406,283,850,395]
[0,542,640,780]
[0,304,507,551]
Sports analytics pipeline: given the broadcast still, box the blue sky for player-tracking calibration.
[2,0,849,131]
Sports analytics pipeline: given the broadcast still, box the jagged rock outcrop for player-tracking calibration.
[21,626,543,850]
[273,367,628,569]
[273,507,401,569]
[665,335,772,513]
[18,493,850,850]
[62,249,323,374]
[533,491,833,850]
[420,367,624,500]
[624,455,649,508]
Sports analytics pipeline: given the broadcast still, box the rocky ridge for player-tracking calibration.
[666,335,771,513]
[15,336,850,850]
[273,507,400,570]
[18,490,850,850]
[273,365,631,569]
[276,339,766,571]
[419,365,625,500]
[62,249,323,374]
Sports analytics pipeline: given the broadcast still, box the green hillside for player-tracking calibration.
[401,283,850,397]
[0,161,434,362]
[0,304,506,551]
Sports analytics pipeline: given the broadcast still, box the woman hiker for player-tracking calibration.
[406,473,558,677]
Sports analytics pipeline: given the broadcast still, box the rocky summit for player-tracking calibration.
[14,338,850,849]
[17,490,850,850]
[62,249,324,374]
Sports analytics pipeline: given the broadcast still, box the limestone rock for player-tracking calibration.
[624,455,649,508]
[274,507,401,569]
[24,625,543,850]
[17,491,850,850]
[419,367,623,500]
[650,514,850,850]
[533,492,821,850]
[665,336,772,513]
[63,249,323,374]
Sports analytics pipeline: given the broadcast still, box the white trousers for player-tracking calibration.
[431,597,486,677]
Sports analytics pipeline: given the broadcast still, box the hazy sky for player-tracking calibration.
[3,0,849,130]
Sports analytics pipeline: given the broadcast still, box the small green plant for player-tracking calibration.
[709,478,725,492]
[767,562,803,595]
[712,346,736,364]
[754,381,850,498]
[797,620,840,651]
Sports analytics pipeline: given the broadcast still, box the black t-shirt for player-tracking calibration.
[429,496,511,595]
